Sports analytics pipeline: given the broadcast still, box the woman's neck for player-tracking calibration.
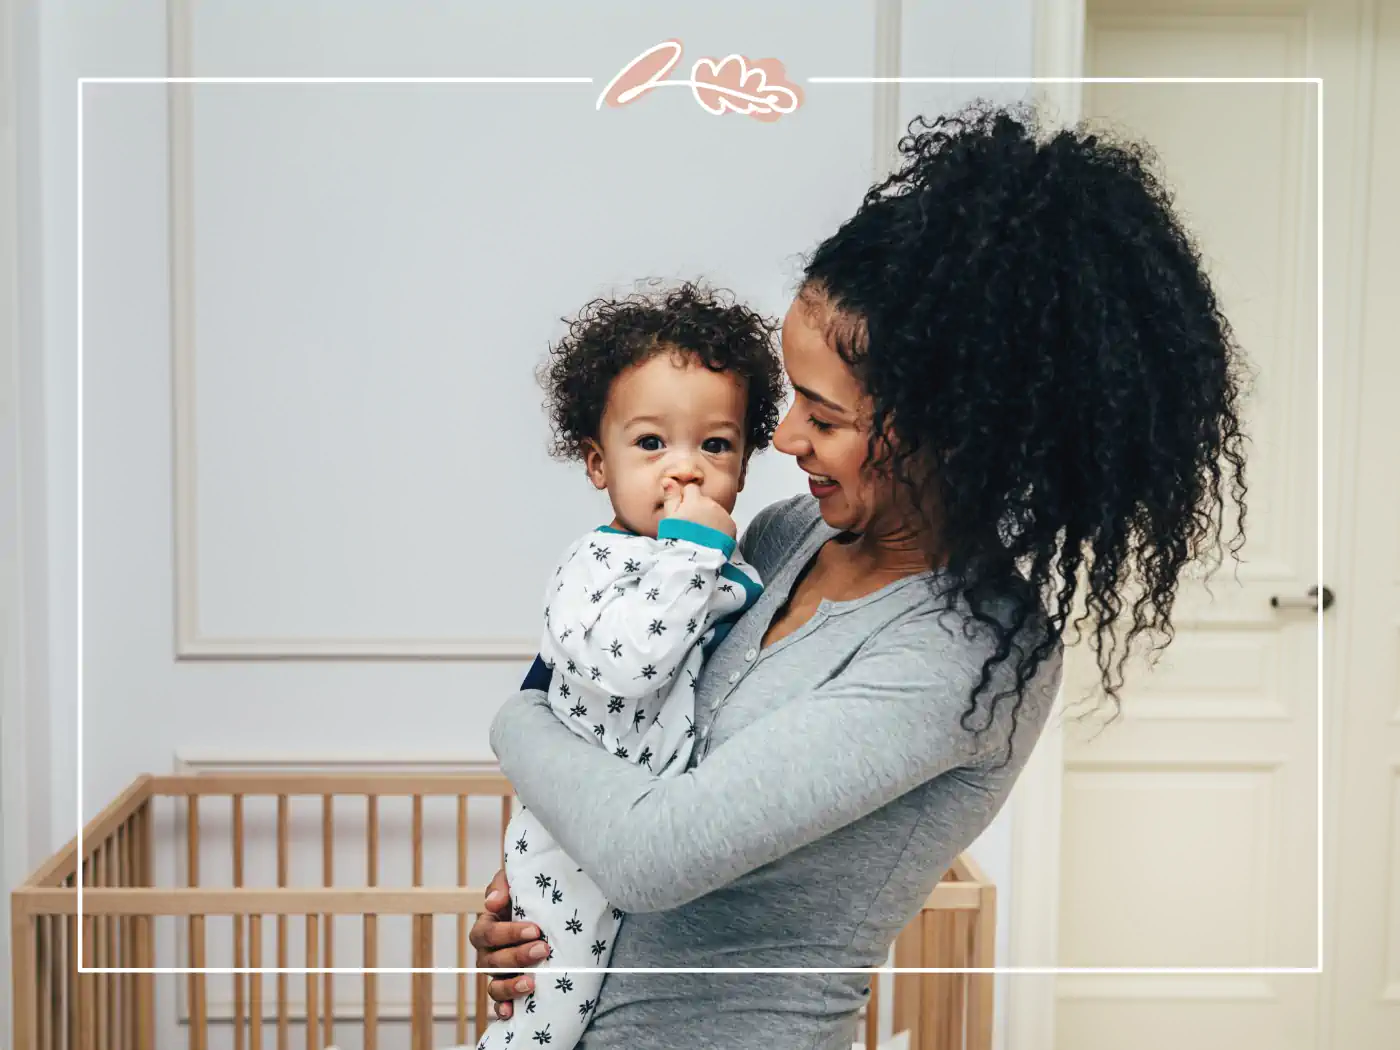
[831,516,942,581]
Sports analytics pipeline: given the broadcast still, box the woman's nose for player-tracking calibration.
[773,406,806,456]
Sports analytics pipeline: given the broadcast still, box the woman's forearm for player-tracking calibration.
[490,623,1011,912]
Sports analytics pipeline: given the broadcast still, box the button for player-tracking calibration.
[744,648,757,662]
[728,671,740,684]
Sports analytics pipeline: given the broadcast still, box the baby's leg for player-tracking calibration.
[476,811,618,1050]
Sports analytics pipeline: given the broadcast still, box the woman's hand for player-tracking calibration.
[469,868,551,1020]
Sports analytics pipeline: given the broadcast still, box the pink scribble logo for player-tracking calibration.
[598,40,803,122]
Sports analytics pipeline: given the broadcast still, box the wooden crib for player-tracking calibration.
[10,773,996,1050]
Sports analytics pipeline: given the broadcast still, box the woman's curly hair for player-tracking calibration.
[540,281,786,460]
[803,102,1249,759]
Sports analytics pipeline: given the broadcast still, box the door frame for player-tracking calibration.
[2,0,52,1041]
[0,0,23,1037]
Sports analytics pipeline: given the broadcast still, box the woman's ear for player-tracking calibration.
[582,439,608,490]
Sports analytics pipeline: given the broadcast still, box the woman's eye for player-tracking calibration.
[637,436,663,452]
[702,438,733,454]
[808,415,835,433]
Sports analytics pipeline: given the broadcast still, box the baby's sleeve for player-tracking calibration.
[543,522,736,700]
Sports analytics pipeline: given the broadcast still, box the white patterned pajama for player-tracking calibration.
[474,519,762,1050]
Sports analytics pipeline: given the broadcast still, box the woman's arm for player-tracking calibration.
[490,622,1013,914]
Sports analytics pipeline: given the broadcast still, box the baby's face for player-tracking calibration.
[584,352,749,537]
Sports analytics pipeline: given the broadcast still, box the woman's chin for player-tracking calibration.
[815,499,854,531]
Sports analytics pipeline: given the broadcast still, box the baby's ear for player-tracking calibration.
[582,439,608,490]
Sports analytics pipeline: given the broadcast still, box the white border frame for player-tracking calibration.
[71,23,1325,991]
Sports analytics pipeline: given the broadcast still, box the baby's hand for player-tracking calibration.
[661,479,737,539]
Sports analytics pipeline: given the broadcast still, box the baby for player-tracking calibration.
[476,282,785,1050]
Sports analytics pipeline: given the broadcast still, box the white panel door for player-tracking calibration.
[1054,1,1373,1048]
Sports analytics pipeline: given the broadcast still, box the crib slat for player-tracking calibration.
[57,912,69,1050]
[305,915,320,1050]
[82,911,96,1050]
[190,794,209,1050]
[50,912,65,1050]
[193,913,208,1050]
[413,795,426,1050]
[412,914,435,1050]
[54,913,65,1050]
[121,821,134,1050]
[322,795,335,1046]
[942,912,966,1050]
[365,795,379,1050]
[966,885,996,1050]
[457,794,468,1045]
[112,832,124,1050]
[35,912,51,1050]
[115,831,126,1050]
[94,841,106,1050]
[250,915,264,1050]
[412,794,424,886]
[138,801,155,1050]
[919,911,939,1050]
[112,831,122,1050]
[68,878,79,1050]
[305,915,319,1050]
[277,795,289,1050]
[81,857,95,1050]
[234,795,246,1050]
[107,839,118,1050]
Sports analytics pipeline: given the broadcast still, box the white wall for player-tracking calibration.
[10,1,1036,1046]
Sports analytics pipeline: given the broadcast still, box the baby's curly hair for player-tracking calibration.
[540,281,785,459]
[804,102,1249,757]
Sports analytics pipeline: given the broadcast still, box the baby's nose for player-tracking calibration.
[665,456,705,485]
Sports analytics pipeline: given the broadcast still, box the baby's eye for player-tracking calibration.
[702,438,733,454]
[637,435,663,452]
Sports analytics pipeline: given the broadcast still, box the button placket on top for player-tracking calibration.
[698,526,835,757]
[699,603,835,759]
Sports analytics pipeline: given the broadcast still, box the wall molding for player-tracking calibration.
[1,1,34,1045]
[873,0,903,179]
[164,0,535,662]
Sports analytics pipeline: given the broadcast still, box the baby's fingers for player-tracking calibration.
[661,478,682,516]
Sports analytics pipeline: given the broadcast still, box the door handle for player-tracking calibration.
[1269,585,1335,612]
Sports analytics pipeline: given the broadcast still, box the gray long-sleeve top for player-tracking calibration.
[490,494,1062,1050]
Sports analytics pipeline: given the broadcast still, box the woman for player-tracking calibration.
[473,103,1247,1050]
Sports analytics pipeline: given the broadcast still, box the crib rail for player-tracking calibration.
[12,773,994,1050]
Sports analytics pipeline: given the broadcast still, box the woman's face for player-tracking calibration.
[772,294,897,535]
